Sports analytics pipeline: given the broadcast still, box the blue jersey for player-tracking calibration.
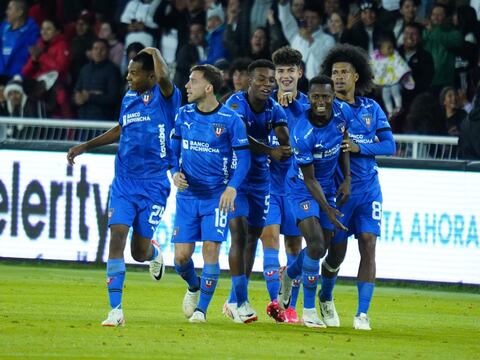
[226,92,288,187]
[269,90,309,196]
[288,100,347,194]
[172,103,249,198]
[335,97,392,194]
[115,84,181,179]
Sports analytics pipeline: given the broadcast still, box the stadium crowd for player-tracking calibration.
[0,0,479,157]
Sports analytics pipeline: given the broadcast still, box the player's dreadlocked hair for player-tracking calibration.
[321,44,374,95]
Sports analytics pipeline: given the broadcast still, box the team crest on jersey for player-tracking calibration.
[230,103,239,110]
[212,123,226,137]
[300,201,311,211]
[142,92,152,105]
[336,121,346,133]
[205,279,216,288]
[307,275,318,284]
[108,208,114,219]
[362,113,372,128]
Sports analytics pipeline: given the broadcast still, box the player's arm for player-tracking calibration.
[337,131,351,206]
[140,47,174,98]
[247,135,291,161]
[67,125,121,165]
[300,164,347,231]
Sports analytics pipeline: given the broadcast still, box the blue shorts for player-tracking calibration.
[230,184,270,228]
[172,196,229,243]
[108,176,170,239]
[265,193,301,236]
[331,186,383,244]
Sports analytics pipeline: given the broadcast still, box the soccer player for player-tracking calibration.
[261,46,309,323]
[66,47,181,326]
[319,44,396,330]
[278,75,349,328]
[170,64,250,323]
[223,59,291,323]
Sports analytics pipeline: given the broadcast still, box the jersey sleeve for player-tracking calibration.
[273,103,288,128]
[373,101,391,132]
[230,113,250,150]
[358,101,396,156]
[169,110,183,175]
[293,129,313,167]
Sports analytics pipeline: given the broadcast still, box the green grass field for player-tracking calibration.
[0,263,478,360]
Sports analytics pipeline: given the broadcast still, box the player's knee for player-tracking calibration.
[174,252,191,265]
[308,242,326,260]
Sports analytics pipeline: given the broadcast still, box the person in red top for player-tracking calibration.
[22,18,72,118]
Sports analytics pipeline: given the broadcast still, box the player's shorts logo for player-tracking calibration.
[300,201,310,211]
[265,270,276,277]
[307,275,318,284]
[205,279,215,288]
[108,208,114,219]
[173,227,179,237]
[362,113,372,128]
[212,122,226,137]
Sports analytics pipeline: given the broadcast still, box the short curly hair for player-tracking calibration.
[320,44,374,95]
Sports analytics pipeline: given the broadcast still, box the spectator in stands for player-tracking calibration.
[371,32,414,118]
[326,11,346,43]
[392,0,419,47]
[0,0,40,77]
[214,58,232,100]
[120,0,161,48]
[0,75,9,115]
[174,21,207,103]
[278,0,335,79]
[203,3,228,65]
[341,0,383,55]
[73,38,122,121]
[458,107,480,160]
[406,92,445,135]
[97,21,124,69]
[452,5,479,100]
[22,19,72,119]
[439,86,467,136]
[69,10,96,85]
[220,56,251,103]
[422,3,462,97]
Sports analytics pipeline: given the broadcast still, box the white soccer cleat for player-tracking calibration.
[189,310,206,323]
[320,300,340,327]
[353,312,371,330]
[302,308,327,328]
[237,301,258,324]
[222,301,242,323]
[149,240,165,281]
[278,266,292,310]
[101,308,125,327]
[182,288,199,318]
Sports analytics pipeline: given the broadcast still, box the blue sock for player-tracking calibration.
[357,282,375,315]
[287,248,305,279]
[232,275,248,306]
[301,254,319,309]
[174,259,199,291]
[263,248,280,302]
[197,263,220,314]
[106,258,126,309]
[228,282,237,303]
[287,253,301,309]
[320,276,337,302]
[148,243,158,261]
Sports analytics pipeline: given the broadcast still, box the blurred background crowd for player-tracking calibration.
[0,0,479,157]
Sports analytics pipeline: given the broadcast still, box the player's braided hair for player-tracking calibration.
[321,44,374,95]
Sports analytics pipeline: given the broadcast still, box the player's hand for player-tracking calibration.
[173,172,189,190]
[270,145,292,162]
[326,206,348,232]
[341,138,359,153]
[335,177,351,207]
[277,92,294,107]
[67,144,87,166]
[219,186,236,213]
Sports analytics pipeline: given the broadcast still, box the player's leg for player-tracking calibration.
[171,197,201,318]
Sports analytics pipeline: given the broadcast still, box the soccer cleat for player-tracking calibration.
[266,300,285,323]
[301,308,327,328]
[320,300,340,327]
[353,312,371,330]
[237,301,258,324]
[222,301,242,323]
[284,307,300,324]
[278,266,292,310]
[101,308,125,327]
[189,310,206,323]
[182,288,199,318]
[149,240,165,281]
